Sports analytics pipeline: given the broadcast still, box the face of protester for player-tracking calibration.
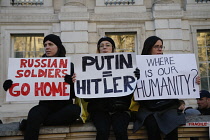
[44,40,58,57]
[99,41,113,53]
[197,97,210,109]
[150,40,164,55]
[178,104,185,111]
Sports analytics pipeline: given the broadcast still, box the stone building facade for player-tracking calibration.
[0,0,210,123]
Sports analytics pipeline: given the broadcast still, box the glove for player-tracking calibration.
[64,74,73,85]
[134,68,140,80]
[3,79,13,91]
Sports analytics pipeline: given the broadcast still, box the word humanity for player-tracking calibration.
[136,74,192,98]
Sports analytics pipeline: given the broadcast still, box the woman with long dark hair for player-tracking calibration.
[133,36,200,140]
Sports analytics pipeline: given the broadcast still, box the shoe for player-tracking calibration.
[0,120,2,124]
[19,119,27,131]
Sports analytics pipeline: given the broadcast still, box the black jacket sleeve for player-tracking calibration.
[70,62,76,99]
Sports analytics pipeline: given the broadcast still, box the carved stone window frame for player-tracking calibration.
[191,25,210,91]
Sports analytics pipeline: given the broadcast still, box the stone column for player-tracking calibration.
[0,28,5,106]
[58,2,89,56]
[152,3,190,53]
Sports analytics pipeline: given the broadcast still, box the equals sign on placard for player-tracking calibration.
[103,71,112,77]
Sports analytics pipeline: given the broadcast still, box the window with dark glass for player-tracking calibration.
[104,0,135,5]
[195,0,210,3]
[10,0,44,6]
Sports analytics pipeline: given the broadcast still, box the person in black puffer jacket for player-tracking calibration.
[3,34,81,140]
[83,36,140,140]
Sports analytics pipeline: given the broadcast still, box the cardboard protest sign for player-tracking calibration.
[6,57,71,101]
[74,52,137,98]
[134,54,200,100]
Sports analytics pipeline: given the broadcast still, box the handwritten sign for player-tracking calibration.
[134,54,200,100]
[74,52,137,98]
[6,57,71,101]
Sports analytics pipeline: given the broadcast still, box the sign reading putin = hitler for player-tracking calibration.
[74,52,137,98]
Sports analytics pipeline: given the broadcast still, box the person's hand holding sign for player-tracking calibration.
[196,76,201,85]
[134,68,140,80]
[64,74,73,85]
[72,73,76,83]
[3,79,13,91]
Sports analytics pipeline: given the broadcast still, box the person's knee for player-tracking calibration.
[28,105,48,120]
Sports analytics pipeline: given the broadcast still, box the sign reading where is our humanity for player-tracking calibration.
[74,52,137,98]
[6,57,71,101]
[134,54,200,100]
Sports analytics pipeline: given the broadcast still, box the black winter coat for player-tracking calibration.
[197,108,210,115]
[133,99,186,135]
[84,94,133,113]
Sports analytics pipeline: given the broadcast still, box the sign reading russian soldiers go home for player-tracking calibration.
[134,54,200,100]
[6,57,71,101]
[74,52,137,98]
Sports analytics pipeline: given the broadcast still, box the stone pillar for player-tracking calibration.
[152,3,191,53]
[53,0,65,13]
[59,3,89,55]
[0,28,5,106]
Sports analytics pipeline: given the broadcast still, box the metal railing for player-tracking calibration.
[105,0,135,6]
[195,0,210,3]
[10,0,44,6]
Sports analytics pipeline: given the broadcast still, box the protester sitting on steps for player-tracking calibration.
[72,36,140,140]
[3,34,81,140]
[133,36,201,140]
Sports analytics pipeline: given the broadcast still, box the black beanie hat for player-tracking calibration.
[97,36,116,51]
[43,34,66,57]
[199,90,210,98]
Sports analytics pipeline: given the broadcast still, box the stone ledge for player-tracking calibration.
[0,122,70,136]
[0,116,209,140]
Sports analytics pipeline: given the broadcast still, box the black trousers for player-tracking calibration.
[24,104,80,140]
[144,115,178,140]
[90,111,130,140]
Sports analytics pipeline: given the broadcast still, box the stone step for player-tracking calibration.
[1,117,210,140]
[0,102,38,124]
